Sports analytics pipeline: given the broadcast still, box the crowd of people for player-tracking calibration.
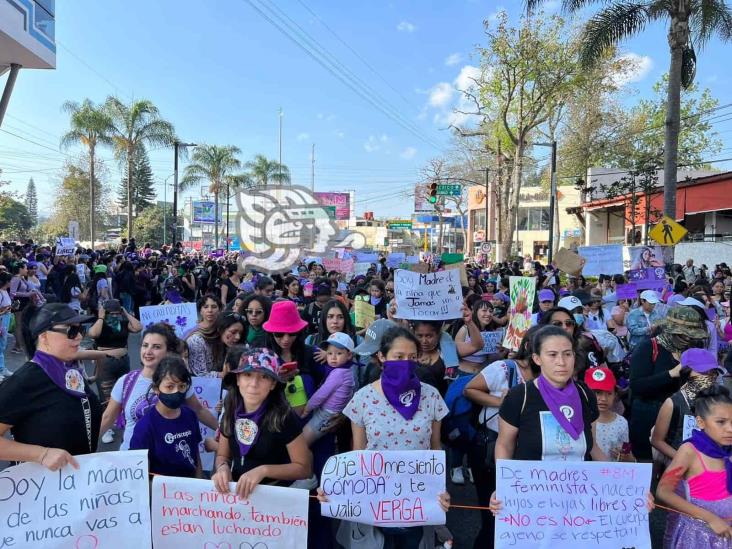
[0,235,731,548]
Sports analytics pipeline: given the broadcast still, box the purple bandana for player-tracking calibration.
[536,375,584,440]
[688,429,732,494]
[233,402,268,457]
[381,360,421,420]
[32,350,86,399]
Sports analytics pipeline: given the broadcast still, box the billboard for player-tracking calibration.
[192,201,221,223]
[414,183,434,213]
[313,192,350,220]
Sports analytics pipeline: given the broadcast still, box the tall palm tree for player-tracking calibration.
[527,0,732,218]
[244,154,291,187]
[60,99,112,248]
[179,145,242,249]
[104,97,175,238]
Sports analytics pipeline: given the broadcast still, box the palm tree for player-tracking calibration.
[60,99,112,248]
[526,0,732,218]
[179,145,242,249]
[244,154,291,187]
[104,97,175,238]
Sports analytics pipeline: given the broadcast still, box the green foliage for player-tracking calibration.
[131,205,175,248]
[0,194,33,240]
[244,154,291,186]
[24,178,38,226]
[117,144,156,212]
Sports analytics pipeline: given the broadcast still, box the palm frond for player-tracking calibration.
[579,2,653,67]
[691,0,732,46]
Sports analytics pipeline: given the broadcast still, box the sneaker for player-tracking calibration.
[290,474,318,490]
[101,429,115,444]
[466,468,474,484]
[450,467,465,486]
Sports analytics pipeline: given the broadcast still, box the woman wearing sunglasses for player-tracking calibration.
[235,294,272,348]
[187,313,246,377]
[0,303,100,470]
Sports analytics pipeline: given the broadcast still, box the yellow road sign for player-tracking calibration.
[649,216,688,245]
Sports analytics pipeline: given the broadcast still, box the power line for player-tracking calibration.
[56,41,132,100]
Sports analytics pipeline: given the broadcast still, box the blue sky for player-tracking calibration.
[2,0,731,221]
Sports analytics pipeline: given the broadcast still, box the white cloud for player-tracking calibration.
[364,135,382,153]
[296,132,310,141]
[397,21,416,33]
[428,83,454,108]
[487,8,505,24]
[423,64,483,129]
[445,53,462,67]
[611,53,654,86]
[400,146,417,160]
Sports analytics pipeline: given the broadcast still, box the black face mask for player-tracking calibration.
[158,391,186,409]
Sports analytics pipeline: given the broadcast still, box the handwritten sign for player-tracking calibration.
[0,450,151,549]
[320,450,446,527]
[151,476,308,549]
[628,267,667,291]
[443,262,468,287]
[192,377,222,471]
[481,329,505,354]
[394,269,463,320]
[323,257,354,274]
[682,414,698,441]
[386,253,406,268]
[55,237,76,257]
[353,262,371,277]
[354,298,376,328]
[578,245,624,276]
[502,276,536,351]
[615,284,638,300]
[139,302,198,339]
[495,459,651,549]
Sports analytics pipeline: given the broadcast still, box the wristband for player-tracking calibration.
[40,447,49,465]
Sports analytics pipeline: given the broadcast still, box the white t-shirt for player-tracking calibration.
[478,359,514,431]
[111,371,195,450]
[595,413,629,458]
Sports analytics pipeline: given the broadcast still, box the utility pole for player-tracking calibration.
[547,140,557,264]
[278,108,283,182]
[484,167,489,255]
[311,143,315,191]
[496,140,503,262]
[173,141,196,244]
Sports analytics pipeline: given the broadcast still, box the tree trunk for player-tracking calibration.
[663,13,688,218]
[127,146,134,239]
[214,188,220,249]
[500,143,525,260]
[438,206,444,253]
[89,147,95,249]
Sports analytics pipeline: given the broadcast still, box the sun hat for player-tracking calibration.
[353,319,397,356]
[29,303,95,339]
[538,289,555,302]
[319,331,355,352]
[663,306,709,339]
[680,348,724,374]
[263,300,308,333]
[584,367,617,392]
[677,296,705,309]
[640,290,660,304]
[223,347,283,387]
[558,295,582,311]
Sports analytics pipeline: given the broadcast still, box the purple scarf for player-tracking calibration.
[381,360,421,420]
[233,401,268,457]
[32,350,86,399]
[536,375,584,440]
[687,429,732,494]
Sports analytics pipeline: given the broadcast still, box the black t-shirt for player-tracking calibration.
[0,362,102,455]
[95,318,130,348]
[416,357,447,396]
[226,410,302,482]
[499,380,599,461]
[629,338,683,403]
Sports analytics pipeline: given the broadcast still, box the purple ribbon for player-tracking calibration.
[381,360,422,420]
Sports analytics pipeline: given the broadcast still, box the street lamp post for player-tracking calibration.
[173,141,197,244]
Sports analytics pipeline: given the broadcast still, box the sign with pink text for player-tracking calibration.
[151,476,308,549]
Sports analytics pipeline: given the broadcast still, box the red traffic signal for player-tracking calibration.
[428,182,438,203]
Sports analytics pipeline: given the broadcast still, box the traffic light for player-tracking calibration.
[428,182,438,203]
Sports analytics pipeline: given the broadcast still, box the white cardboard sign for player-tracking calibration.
[139,302,198,339]
[393,269,463,320]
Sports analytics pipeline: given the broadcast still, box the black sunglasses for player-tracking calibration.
[48,324,85,339]
[550,320,576,329]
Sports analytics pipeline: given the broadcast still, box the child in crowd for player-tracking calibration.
[301,332,355,445]
[658,385,732,547]
[130,356,202,478]
[585,367,632,461]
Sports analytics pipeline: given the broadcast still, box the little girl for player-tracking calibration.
[301,332,355,445]
[658,385,732,547]
[130,356,202,478]
[585,367,632,461]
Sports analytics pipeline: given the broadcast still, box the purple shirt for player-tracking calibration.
[130,405,201,477]
[304,365,355,414]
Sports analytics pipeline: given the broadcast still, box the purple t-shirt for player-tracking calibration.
[130,405,202,477]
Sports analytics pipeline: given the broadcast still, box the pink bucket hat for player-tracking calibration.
[263,300,308,333]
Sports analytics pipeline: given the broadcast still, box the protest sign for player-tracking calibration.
[495,459,651,549]
[302,256,323,265]
[577,245,624,276]
[627,245,673,270]
[55,237,76,257]
[627,268,667,291]
[323,257,354,274]
[682,414,698,441]
[502,276,536,351]
[353,262,371,277]
[386,252,406,268]
[151,476,308,549]
[481,329,505,354]
[355,252,378,263]
[191,377,222,471]
[139,302,198,339]
[615,284,638,300]
[554,248,583,276]
[401,262,429,274]
[440,253,463,265]
[0,450,151,549]
[320,450,446,527]
[444,262,468,287]
[394,269,463,320]
[354,298,376,328]
[404,255,420,264]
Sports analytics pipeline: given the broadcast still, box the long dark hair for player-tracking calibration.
[220,374,291,435]
[265,329,310,373]
[61,270,81,303]
[539,307,579,340]
[472,299,500,331]
[314,299,356,345]
[379,326,420,357]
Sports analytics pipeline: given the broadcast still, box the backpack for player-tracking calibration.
[441,373,480,450]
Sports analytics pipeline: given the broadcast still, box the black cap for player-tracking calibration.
[29,304,95,339]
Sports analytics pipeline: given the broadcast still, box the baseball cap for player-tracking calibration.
[354,319,397,356]
[640,290,660,304]
[538,289,555,302]
[677,297,705,308]
[223,347,283,387]
[320,331,355,352]
[29,303,95,339]
[558,295,582,311]
[584,367,617,392]
[94,264,108,274]
[680,348,724,374]
[103,299,122,313]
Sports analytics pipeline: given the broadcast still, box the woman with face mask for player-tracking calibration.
[629,306,709,462]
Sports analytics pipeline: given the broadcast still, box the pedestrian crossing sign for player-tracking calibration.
[649,216,687,245]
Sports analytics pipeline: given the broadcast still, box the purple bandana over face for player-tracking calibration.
[536,375,584,440]
[233,402,268,457]
[32,350,86,399]
[381,360,422,420]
